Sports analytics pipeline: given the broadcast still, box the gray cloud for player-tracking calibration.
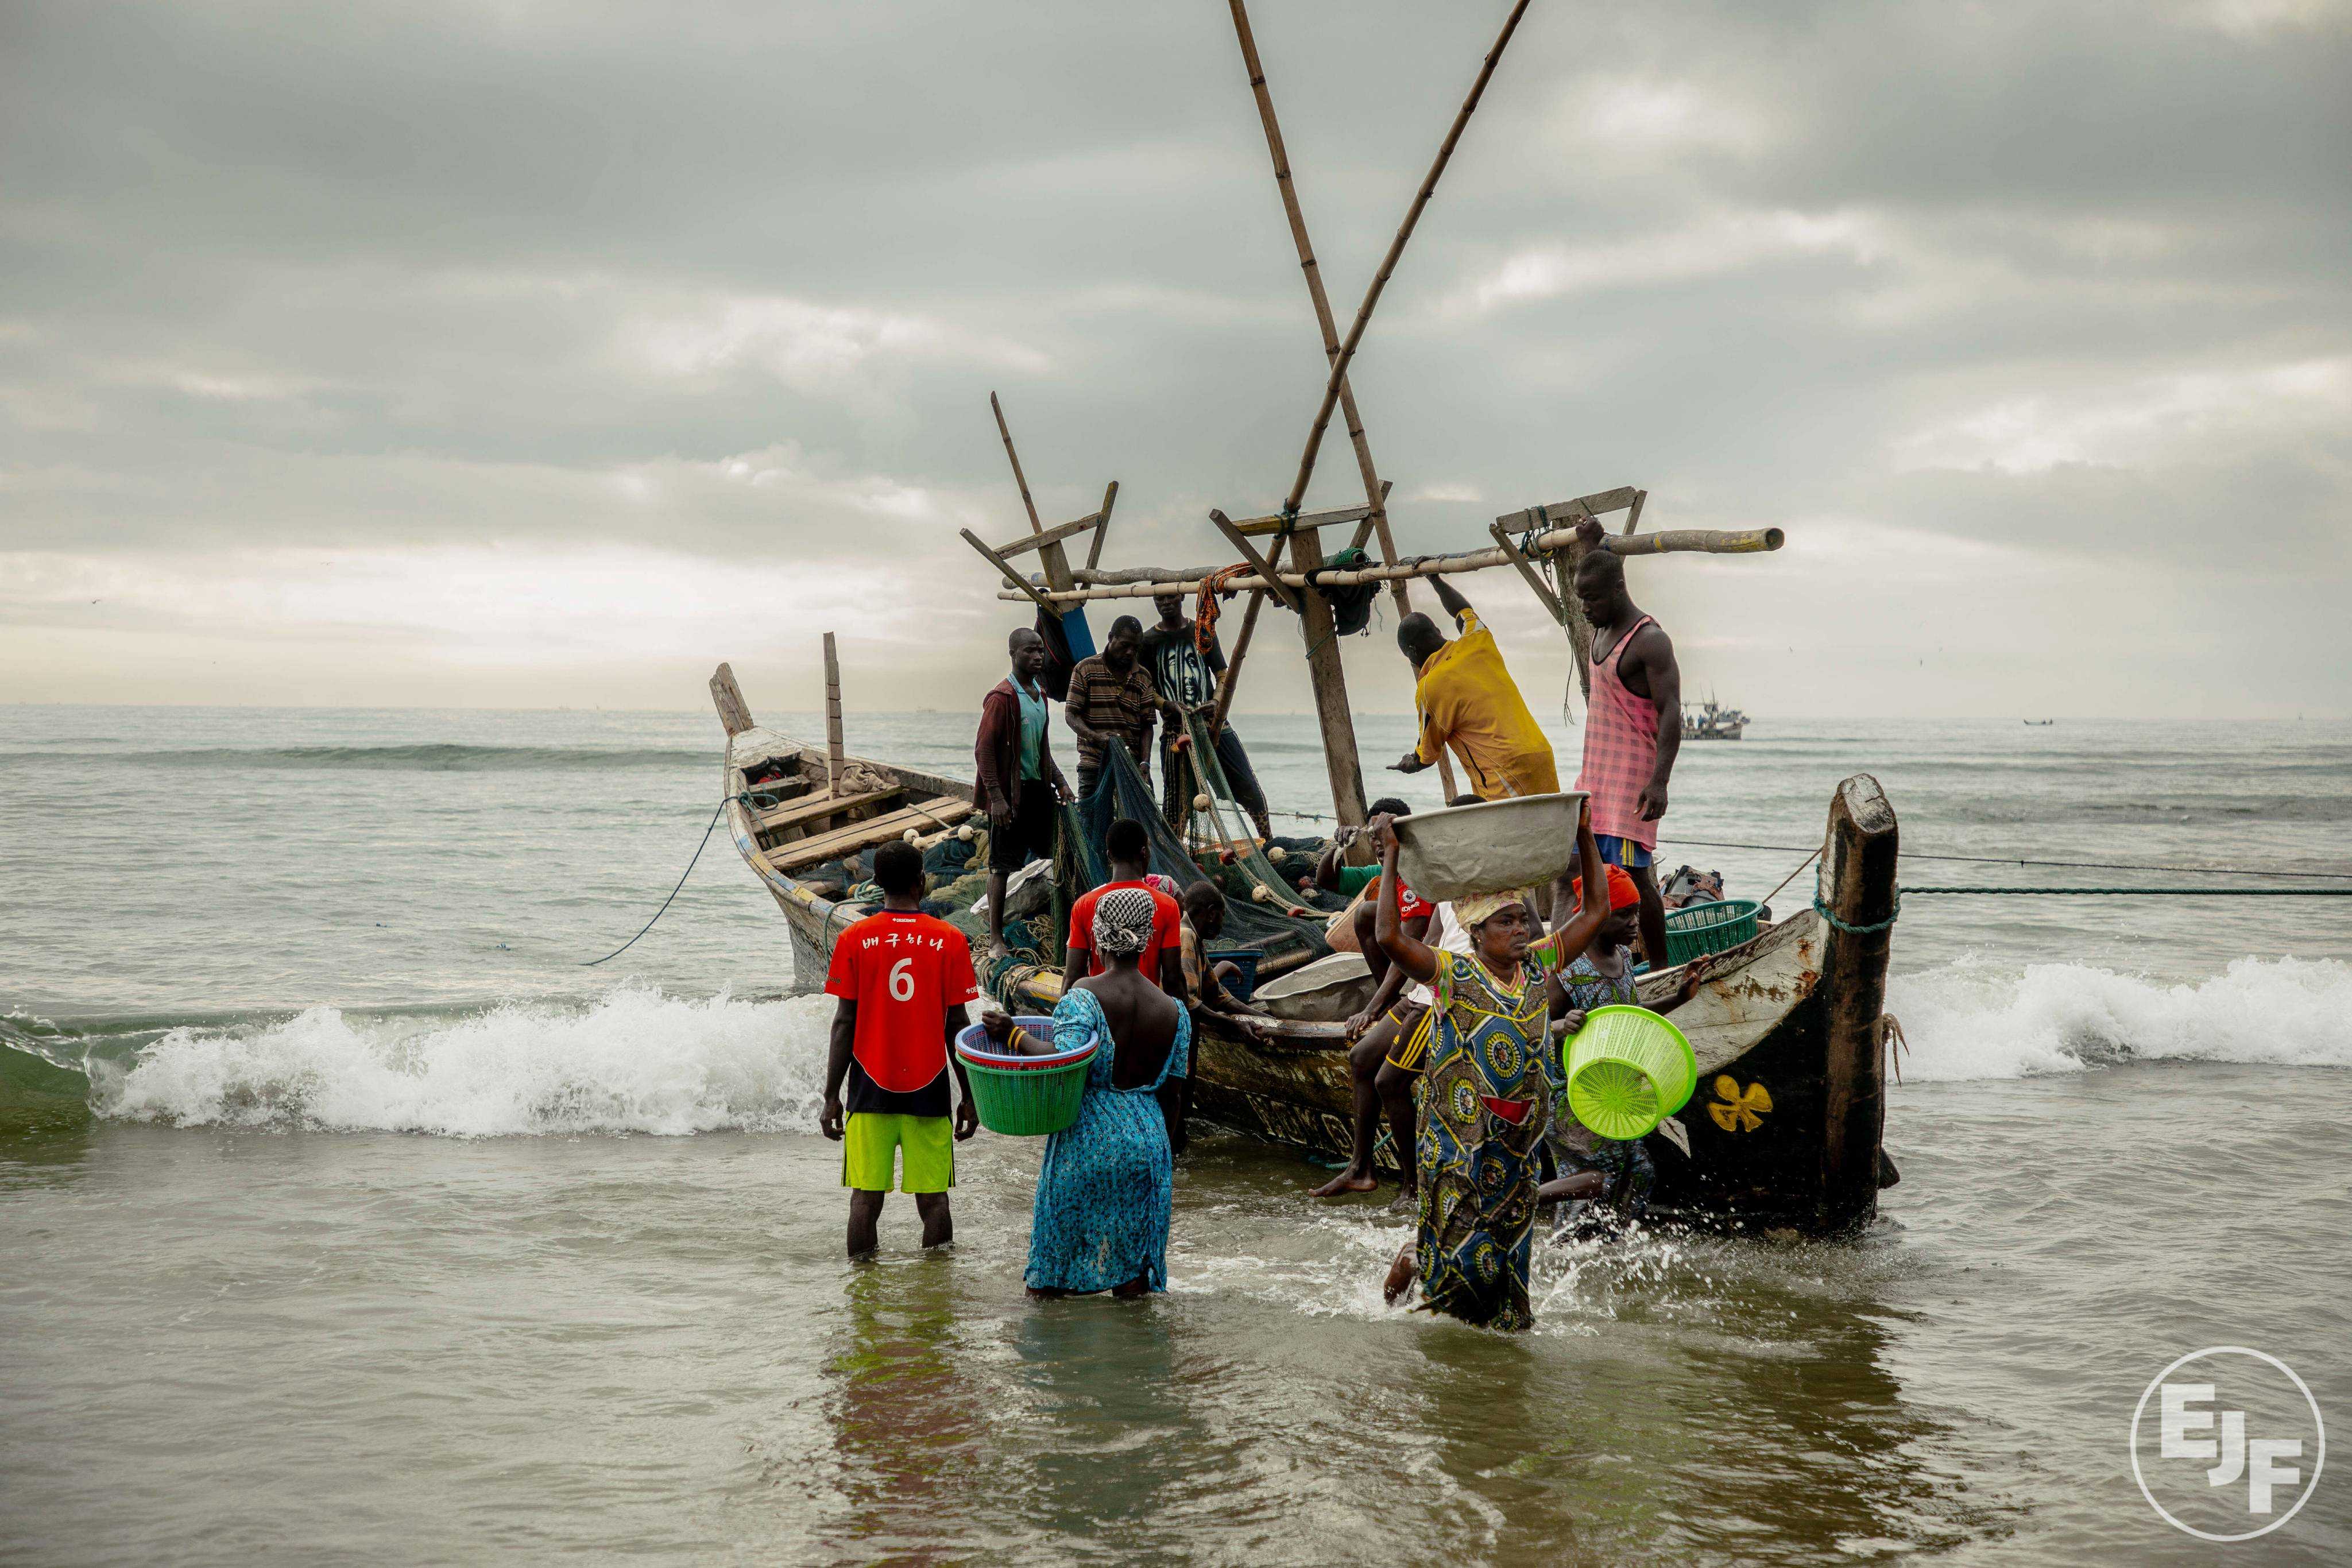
[3,0,2348,717]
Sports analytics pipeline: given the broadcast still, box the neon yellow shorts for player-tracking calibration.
[843,1112,954,1194]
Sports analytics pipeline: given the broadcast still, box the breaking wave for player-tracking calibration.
[43,957,2352,1139]
[1884,954,2352,1080]
[92,988,844,1136]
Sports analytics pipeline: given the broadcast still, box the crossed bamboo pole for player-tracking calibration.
[1211,0,1537,740]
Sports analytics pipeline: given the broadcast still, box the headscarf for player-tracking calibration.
[1452,891,1524,933]
[1572,865,1642,911]
[1092,885,1158,958]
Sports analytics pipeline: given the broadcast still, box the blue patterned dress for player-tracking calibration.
[1025,986,1192,1295]
[1414,951,1560,1331]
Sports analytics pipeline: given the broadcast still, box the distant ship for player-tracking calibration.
[1684,699,1748,741]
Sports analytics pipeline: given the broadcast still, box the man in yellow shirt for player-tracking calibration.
[1388,576,1559,800]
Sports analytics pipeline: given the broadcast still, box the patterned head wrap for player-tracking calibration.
[1092,886,1158,958]
[1453,891,1525,933]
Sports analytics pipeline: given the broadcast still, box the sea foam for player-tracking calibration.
[95,986,842,1136]
[1885,954,2352,1081]
[84,958,2351,1137]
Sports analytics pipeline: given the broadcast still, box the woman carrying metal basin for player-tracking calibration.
[1369,800,1615,1331]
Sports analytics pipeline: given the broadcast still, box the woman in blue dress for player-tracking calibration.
[987,886,1191,1299]
[1370,804,1615,1330]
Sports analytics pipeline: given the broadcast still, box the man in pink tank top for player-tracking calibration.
[1571,527,1682,967]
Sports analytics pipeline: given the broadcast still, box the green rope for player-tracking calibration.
[1812,891,1901,935]
[1905,886,2352,897]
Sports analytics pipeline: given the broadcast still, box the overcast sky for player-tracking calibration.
[3,0,2347,719]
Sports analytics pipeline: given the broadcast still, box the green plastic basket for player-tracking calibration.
[1663,898,1762,967]
[956,1021,1094,1137]
[1563,1005,1697,1141]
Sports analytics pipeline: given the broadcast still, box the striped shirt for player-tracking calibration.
[1065,655,1159,769]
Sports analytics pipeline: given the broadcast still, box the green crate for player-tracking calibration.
[1663,898,1761,967]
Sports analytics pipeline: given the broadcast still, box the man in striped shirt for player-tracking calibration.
[1064,614,1159,802]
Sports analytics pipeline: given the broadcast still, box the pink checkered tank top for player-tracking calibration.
[1576,614,1658,848]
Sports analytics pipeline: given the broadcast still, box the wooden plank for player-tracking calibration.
[959,528,1061,613]
[989,392,1079,593]
[773,797,976,868]
[709,663,755,738]
[758,784,900,834]
[1085,481,1118,570]
[1486,520,1565,625]
[1620,487,1647,536]
[989,514,1101,559]
[822,633,845,796]
[1492,486,1641,534]
[1208,509,1302,610]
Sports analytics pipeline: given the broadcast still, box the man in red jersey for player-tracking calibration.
[1059,816,1183,997]
[821,840,981,1257]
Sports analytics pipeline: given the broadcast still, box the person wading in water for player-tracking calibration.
[1370,802,1615,1330]
[1571,526,1684,967]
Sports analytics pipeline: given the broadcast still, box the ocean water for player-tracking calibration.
[4,703,2349,1564]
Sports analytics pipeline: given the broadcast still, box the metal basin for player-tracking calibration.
[1390,791,1588,901]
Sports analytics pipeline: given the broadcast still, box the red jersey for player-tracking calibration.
[1066,881,1184,992]
[825,910,979,1100]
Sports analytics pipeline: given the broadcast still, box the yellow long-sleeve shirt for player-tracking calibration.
[1413,608,1560,800]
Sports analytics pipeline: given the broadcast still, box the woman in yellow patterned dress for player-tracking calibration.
[1370,803,1614,1330]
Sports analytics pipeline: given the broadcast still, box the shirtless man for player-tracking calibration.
[1571,528,1683,967]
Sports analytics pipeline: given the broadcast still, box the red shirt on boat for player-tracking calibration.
[1065,880,1183,991]
[824,910,978,1116]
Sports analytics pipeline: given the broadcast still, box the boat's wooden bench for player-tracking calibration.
[768,796,975,871]
[755,784,900,836]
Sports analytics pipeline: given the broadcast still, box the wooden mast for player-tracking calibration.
[1226,0,1410,618]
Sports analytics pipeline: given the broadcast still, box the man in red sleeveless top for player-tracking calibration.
[821,841,981,1257]
[1571,529,1683,967]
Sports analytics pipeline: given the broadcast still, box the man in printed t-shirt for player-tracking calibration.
[1059,816,1184,997]
[821,841,981,1257]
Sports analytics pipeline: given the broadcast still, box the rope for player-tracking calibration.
[583,795,730,966]
[1661,839,2352,881]
[1194,564,1254,661]
[1812,886,1901,935]
[1758,846,1823,911]
[1906,885,2352,897]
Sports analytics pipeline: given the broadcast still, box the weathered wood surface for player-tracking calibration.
[1487,520,1565,624]
[990,514,1101,559]
[822,632,846,797]
[1817,773,1898,1233]
[992,521,1786,604]
[1208,509,1301,610]
[961,528,1062,613]
[709,662,754,738]
[1288,524,1370,831]
[988,391,1079,594]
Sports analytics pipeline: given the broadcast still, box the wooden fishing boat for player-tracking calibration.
[711,662,1902,1238]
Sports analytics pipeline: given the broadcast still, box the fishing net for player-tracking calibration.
[1069,741,1336,971]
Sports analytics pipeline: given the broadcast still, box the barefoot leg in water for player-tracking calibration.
[1383,1238,1417,1305]
[1374,1058,1421,1209]
[1111,1272,1151,1300]
[1310,1021,1398,1197]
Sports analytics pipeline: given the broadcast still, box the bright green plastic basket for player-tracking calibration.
[1563,1005,1697,1141]
[955,1019,1094,1137]
[1663,898,1762,967]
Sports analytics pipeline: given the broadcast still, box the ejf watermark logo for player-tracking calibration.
[2131,1347,2326,1542]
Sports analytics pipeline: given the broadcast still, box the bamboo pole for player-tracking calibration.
[993,525,1784,605]
[1281,0,1534,517]
[1227,0,1409,617]
[990,390,1043,536]
[822,633,846,796]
